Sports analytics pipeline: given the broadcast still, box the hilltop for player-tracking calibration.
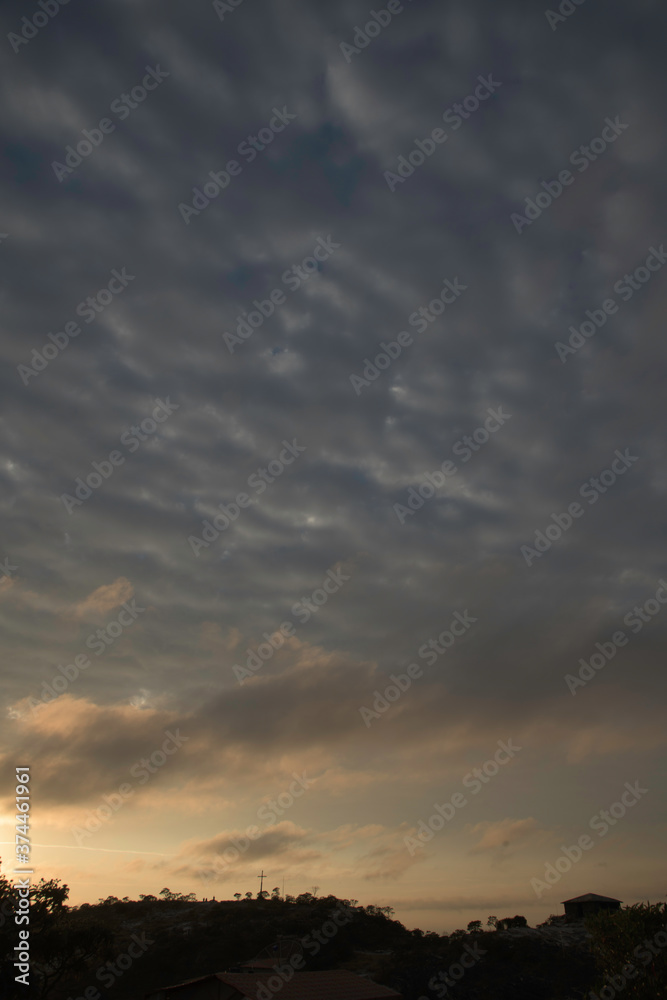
[1,877,665,1000]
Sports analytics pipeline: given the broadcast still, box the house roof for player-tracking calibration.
[239,960,281,970]
[223,972,400,1000]
[151,971,401,1000]
[561,894,622,904]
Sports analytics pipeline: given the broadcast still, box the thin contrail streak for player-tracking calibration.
[0,841,174,856]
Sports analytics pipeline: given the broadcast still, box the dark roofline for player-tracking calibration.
[145,973,224,996]
[561,894,623,904]
[147,971,402,1000]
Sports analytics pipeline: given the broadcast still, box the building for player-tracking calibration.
[145,971,401,1000]
[145,970,401,1000]
[561,893,622,921]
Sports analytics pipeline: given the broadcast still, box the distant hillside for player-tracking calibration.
[1,875,665,1000]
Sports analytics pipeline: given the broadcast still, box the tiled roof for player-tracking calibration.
[239,960,282,970]
[218,971,401,1000]
[155,971,400,1000]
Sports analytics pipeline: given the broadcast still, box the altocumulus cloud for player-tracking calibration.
[0,0,665,922]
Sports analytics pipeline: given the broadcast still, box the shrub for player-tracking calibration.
[587,900,667,999]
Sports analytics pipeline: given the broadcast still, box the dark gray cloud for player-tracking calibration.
[0,0,666,920]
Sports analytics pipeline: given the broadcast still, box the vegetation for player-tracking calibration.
[585,900,667,999]
[1,865,664,1000]
[0,867,113,1000]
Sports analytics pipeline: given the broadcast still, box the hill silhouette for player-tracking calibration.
[1,870,665,1000]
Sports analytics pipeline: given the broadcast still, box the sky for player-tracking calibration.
[1,0,666,936]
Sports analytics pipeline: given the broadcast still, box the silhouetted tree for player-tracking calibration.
[1,864,111,1000]
[587,900,667,999]
[497,914,528,930]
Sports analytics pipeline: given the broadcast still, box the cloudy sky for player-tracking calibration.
[1,0,666,933]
